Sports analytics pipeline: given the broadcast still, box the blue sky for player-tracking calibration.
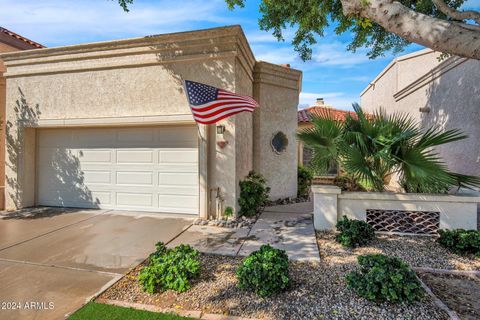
[1,0,478,110]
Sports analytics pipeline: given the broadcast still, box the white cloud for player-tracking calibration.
[311,42,372,67]
[0,0,233,46]
[246,29,295,44]
[300,92,358,110]
[252,45,297,64]
[252,40,381,70]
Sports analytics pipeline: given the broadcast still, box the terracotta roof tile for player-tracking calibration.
[0,27,45,49]
[298,106,358,123]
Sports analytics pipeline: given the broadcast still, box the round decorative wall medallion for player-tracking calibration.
[271,131,288,154]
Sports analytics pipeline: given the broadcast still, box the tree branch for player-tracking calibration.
[432,0,480,24]
[341,0,480,60]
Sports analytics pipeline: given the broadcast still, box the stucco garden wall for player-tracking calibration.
[312,185,480,232]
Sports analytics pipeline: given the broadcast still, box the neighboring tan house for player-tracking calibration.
[0,27,44,209]
[361,49,480,177]
[297,98,355,174]
[0,26,301,219]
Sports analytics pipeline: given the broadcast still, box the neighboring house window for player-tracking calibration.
[271,131,288,154]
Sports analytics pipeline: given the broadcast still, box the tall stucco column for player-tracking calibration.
[252,62,302,200]
[312,185,341,230]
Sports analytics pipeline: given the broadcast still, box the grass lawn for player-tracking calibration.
[69,302,191,320]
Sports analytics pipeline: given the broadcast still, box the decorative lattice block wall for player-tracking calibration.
[366,209,440,235]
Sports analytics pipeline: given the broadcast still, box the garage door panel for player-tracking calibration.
[157,164,197,173]
[116,150,154,164]
[116,171,153,186]
[159,172,197,186]
[116,192,153,207]
[73,129,116,146]
[38,131,73,147]
[117,128,154,143]
[159,195,198,210]
[77,150,112,163]
[82,170,112,185]
[157,127,197,146]
[88,191,111,205]
[157,186,198,196]
[37,190,110,207]
[159,150,198,163]
[37,126,199,215]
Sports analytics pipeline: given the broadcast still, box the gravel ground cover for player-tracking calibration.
[317,231,480,271]
[99,232,480,319]
[418,272,480,320]
[100,252,448,319]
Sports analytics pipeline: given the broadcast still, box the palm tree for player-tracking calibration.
[298,103,480,193]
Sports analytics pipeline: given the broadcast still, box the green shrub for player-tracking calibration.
[335,216,375,248]
[297,165,313,199]
[236,245,289,296]
[224,206,234,219]
[138,242,200,294]
[238,171,270,217]
[346,254,423,303]
[437,229,480,257]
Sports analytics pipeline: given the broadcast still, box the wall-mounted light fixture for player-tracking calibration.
[419,107,431,113]
[216,125,226,135]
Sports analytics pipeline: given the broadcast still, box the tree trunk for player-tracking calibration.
[341,0,480,60]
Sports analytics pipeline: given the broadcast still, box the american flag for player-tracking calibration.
[184,80,259,124]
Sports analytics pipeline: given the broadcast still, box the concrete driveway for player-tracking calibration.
[0,208,193,320]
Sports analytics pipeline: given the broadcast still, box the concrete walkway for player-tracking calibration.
[170,201,320,262]
[0,208,192,320]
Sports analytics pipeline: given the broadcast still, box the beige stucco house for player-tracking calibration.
[0,25,302,219]
[0,27,44,210]
[361,49,480,178]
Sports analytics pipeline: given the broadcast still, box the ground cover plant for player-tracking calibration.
[346,254,423,303]
[238,171,270,217]
[298,104,480,193]
[437,229,480,257]
[335,216,375,248]
[236,245,289,296]
[139,242,200,294]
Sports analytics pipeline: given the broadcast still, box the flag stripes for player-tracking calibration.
[184,80,259,124]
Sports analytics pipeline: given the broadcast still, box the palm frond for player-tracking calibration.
[297,111,343,174]
[299,104,479,193]
[416,126,467,149]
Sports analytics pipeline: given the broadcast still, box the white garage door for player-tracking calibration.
[37,126,199,214]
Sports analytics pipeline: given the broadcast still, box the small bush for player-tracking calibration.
[437,229,480,257]
[335,216,375,248]
[238,171,270,217]
[236,245,289,296]
[297,165,313,199]
[224,206,234,219]
[346,254,423,303]
[138,242,200,294]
